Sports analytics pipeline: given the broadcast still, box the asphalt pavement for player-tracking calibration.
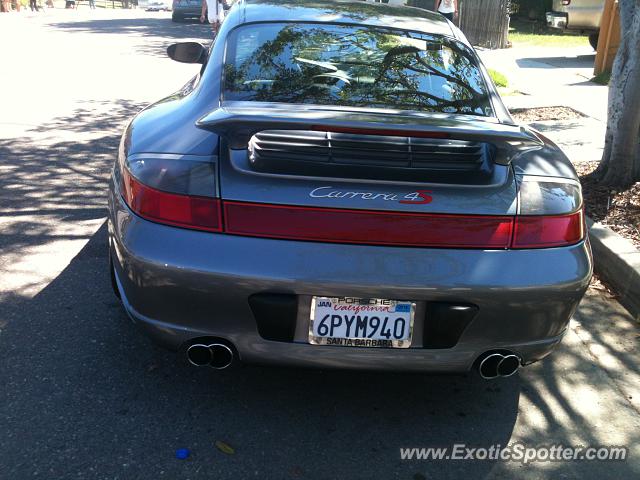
[1,8,639,480]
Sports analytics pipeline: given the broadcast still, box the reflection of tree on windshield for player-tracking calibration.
[223,24,493,116]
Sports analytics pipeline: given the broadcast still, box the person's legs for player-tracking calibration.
[29,0,36,10]
[440,12,454,21]
[211,19,220,37]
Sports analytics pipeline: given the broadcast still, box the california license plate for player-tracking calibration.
[309,297,414,348]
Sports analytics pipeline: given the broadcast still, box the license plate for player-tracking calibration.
[309,297,414,348]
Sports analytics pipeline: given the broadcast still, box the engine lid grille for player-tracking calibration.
[249,130,489,173]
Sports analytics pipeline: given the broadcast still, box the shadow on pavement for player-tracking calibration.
[47,16,213,57]
[48,16,211,39]
[0,100,142,263]
[574,293,640,396]
[517,54,596,70]
[528,120,588,132]
[0,224,521,479]
[2,225,639,478]
[567,80,605,87]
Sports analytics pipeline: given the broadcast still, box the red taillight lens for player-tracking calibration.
[512,210,584,248]
[119,162,585,249]
[223,201,514,248]
[122,169,222,232]
[119,175,585,249]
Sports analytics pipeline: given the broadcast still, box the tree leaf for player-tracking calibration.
[215,440,235,455]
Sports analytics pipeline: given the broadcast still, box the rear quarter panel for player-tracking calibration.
[511,129,579,180]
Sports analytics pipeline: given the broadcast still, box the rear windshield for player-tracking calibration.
[223,22,494,116]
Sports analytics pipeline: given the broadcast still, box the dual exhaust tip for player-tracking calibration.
[187,343,519,377]
[187,343,234,369]
[478,352,520,379]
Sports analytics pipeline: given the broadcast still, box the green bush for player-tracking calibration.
[591,71,611,85]
[488,69,508,88]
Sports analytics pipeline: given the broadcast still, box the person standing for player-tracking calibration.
[434,0,457,22]
[29,0,38,11]
[200,0,225,35]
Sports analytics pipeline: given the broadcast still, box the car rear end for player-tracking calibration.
[546,0,604,32]
[171,0,201,20]
[109,14,592,374]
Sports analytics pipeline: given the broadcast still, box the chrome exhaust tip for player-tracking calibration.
[187,342,234,369]
[187,343,214,367]
[478,353,503,380]
[477,352,521,379]
[209,343,234,370]
[497,354,520,377]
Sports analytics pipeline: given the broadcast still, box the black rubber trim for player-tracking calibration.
[249,293,298,342]
[423,302,478,348]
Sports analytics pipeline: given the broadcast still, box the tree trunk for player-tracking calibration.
[594,0,640,188]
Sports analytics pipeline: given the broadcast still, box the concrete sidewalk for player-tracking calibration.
[478,46,608,163]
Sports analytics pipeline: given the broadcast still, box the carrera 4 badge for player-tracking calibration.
[309,186,433,205]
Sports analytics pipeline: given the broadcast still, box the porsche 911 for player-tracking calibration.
[108,0,592,378]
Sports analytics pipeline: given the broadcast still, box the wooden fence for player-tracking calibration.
[408,0,511,49]
[459,0,510,49]
[594,0,620,75]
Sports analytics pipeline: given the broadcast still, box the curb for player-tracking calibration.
[587,217,640,319]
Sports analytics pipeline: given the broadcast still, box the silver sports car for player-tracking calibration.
[108,0,592,378]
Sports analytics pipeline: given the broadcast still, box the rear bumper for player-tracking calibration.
[546,11,568,29]
[546,10,600,31]
[108,181,592,373]
[173,7,200,16]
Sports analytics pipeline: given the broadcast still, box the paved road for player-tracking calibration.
[1,9,640,480]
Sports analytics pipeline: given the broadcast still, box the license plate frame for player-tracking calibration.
[308,296,415,348]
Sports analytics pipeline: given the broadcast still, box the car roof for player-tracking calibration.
[233,0,457,39]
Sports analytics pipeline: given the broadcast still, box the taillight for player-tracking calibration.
[120,156,221,232]
[118,160,586,249]
[223,201,514,248]
[513,211,584,248]
[512,176,585,248]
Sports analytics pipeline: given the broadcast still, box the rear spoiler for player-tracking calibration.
[196,103,543,165]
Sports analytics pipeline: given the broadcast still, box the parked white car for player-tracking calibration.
[145,0,171,11]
